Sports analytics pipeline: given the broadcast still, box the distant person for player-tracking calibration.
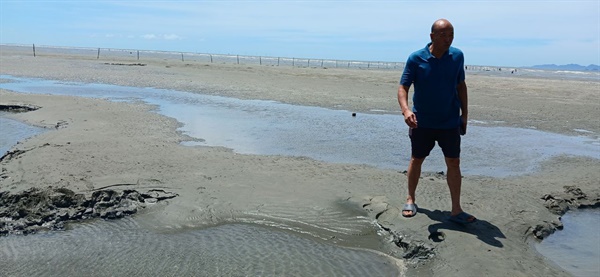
[397,18,475,224]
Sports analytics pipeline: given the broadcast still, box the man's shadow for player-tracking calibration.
[419,207,506,248]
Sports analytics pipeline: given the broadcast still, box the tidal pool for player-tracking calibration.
[535,209,600,277]
[1,75,598,178]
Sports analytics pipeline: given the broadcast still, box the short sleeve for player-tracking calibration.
[456,51,466,83]
[400,55,416,87]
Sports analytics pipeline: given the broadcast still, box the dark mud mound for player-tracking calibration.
[0,104,40,113]
[542,185,600,215]
[0,187,177,236]
[530,186,600,240]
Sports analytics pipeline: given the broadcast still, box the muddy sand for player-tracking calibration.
[1,50,599,276]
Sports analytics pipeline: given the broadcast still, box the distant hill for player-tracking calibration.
[531,64,599,71]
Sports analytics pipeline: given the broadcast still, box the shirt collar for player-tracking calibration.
[425,42,452,59]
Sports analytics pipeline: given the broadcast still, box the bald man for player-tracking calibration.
[397,19,475,224]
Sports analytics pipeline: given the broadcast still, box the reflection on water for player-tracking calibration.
[0,218,402,276]
[535,209,600,277]
[1,75,598,177]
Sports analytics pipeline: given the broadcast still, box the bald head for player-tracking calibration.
[431,19,454,34]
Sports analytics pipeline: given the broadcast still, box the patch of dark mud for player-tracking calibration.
[542,186,600,215]
[0,104,40,113]
[0,149,28,163]
[0,143,52,163]
[531,186,600,239]
[364,205,436,263]
[387,228,436,261]
[0,187,177,236]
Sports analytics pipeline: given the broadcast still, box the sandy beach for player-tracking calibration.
[1,49,599,276]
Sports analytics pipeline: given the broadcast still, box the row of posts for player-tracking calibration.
[31,44,391,69]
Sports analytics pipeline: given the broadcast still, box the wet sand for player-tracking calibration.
[1,49,599,276]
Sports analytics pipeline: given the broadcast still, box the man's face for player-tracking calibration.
[430,25,454,51]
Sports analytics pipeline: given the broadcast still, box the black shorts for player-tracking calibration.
[409,127,461,159]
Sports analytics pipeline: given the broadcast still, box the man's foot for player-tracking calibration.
[448,212,476,224]
[402,203,418,218]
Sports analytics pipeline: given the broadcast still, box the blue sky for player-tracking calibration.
[1,0,598,67]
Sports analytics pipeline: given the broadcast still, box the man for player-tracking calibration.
[397,19,475,224]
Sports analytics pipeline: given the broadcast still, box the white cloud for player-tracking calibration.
[163,34,182,40]
[141,34,181,40]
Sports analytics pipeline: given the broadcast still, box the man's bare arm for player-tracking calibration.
[398,85,417,128]
[457,80,468,133]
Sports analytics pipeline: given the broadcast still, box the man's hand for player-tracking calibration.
[460,115,467,135]
[404,110,418,128]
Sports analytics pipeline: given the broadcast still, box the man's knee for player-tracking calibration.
[411,156,426,164]
[444,157,460,168]
[409,156,426,170]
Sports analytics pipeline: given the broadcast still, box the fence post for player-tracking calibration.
[292,58,295,66]
[321,60,323,67]
[277,57,280,66]
[181,53,184,62]
[237,55,239,64]
[97,48,100,59]
[32,44,36,57]
[137,50,140,60]
[260,56,262,65]
[210,54,213,63]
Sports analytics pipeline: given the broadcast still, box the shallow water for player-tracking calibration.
[0,114,46,156]
[0,218,401,276]
[535,209,600,277]
[1,75,598,178]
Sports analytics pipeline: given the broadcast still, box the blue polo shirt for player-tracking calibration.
[400,43,465,129]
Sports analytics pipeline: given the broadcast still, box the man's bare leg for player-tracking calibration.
[403,156,425,217]
[445,157,474,221]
